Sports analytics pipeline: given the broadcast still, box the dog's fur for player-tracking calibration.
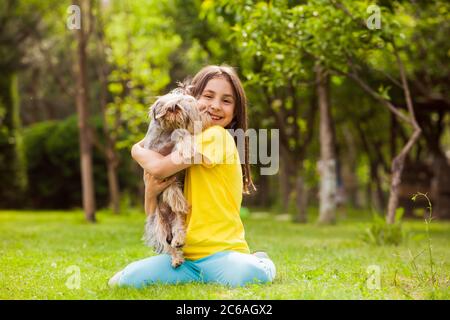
[142,88,211,267]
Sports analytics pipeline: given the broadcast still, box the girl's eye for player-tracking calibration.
[224,100,232,104]
[204,95,212,99]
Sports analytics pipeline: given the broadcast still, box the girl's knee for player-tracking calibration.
[118,268,145,288]
[224,255,276,287]
[117,255,172,288]
[118,262,151,288]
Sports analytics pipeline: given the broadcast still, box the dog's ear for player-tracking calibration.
[150,99,167,120]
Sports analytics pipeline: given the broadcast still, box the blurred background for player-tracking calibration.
[0,0,449,223]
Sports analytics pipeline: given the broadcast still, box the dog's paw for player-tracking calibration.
[171,236,185,249]
[173,200,189,215]
[171,128,190,143]
[175,139,195,163]
[171,256,185,268]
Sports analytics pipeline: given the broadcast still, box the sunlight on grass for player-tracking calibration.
[0,209,448,299]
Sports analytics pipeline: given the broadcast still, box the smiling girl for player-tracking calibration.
[109,65,276,288]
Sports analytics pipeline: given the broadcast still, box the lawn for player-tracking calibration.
[0,209,448,300]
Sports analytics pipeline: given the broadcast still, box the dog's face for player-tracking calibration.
[150,93,211,132]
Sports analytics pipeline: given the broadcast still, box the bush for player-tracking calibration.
[361,208,406,246]
[20,115,139,210]
[0,73,28,207]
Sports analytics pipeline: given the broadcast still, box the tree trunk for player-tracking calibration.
[0,72,27,207]
[417,108,450,219]
[386,129,421,224]
[257,172,270,208]
[316,65,337,224]
[106,148,120,214]
[96,16,121,214]
[75,0,96,222]
[279,154,293,213]
[293,173,308,223]
[366,178,373,209]
[373,165,385,211]
[342,126,360,208]
[386,49,422,224]
[430,152,450,219]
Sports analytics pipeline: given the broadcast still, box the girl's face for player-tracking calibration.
[197,77,235,128]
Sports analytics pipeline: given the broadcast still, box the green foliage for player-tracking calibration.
[240,206,250,218]
[362,208,405,246]
[0,72,27,207]
[3,0,449,216]
[303,159,318,188]
[103,0,182,149]
[0,0,61,70]
[377,84,392,101]
[21,116,138,210]
[356,155,370,185]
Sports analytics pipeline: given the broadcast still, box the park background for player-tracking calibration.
[0,0,449,299]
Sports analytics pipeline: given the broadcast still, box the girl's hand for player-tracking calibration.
[144,171,176,198]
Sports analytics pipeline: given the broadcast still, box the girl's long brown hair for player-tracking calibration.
[187,65,256,194]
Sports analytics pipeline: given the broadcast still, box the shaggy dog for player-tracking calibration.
[141,87,211,267]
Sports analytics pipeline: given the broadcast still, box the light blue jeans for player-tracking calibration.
[117,250,276,288]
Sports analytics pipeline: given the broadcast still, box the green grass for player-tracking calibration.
[0,209,449,300]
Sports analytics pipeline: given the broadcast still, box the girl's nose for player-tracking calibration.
[209,101,221,111]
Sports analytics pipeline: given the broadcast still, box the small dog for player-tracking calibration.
[142,87,211,267]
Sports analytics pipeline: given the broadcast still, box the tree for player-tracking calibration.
[99,0,182,208]
[93,0,121,214]
[396,1,450,219]
[285,0,423,224]
[316,64,337,224]
[213,0,449,224]
[206,1,327,222]
[73,0,96,222]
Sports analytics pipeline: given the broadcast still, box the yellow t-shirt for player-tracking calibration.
[182,125,250,260]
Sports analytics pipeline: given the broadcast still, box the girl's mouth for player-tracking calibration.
[208,112,223,121]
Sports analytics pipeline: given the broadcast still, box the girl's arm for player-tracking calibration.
[131,140,193,180]
[145,194,157,216]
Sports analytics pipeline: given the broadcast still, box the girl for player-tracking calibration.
[109,65,276,288]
